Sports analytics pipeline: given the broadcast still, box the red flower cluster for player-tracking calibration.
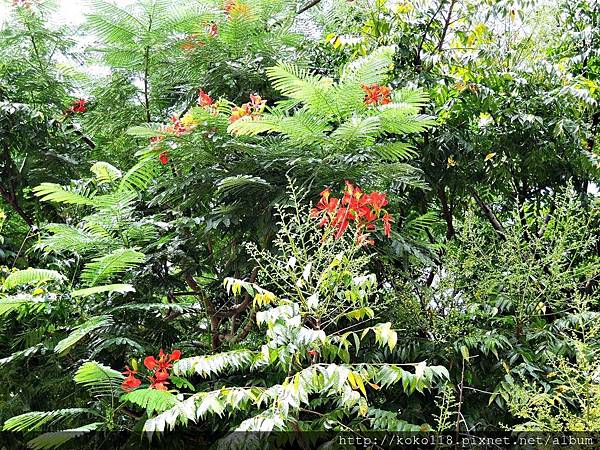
[198,88,218,116]
[310,181,394,242]
[120,349,182,392]
[362,83,392,106]
[150,116,189,164]
[121,366,141,391]
[224,0,236,13]
[144,349,181,391]
[66,99,87,114]
[229,94,266,123]
[198,89,213,107]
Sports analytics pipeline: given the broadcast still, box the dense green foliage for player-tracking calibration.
[0,0,599,448]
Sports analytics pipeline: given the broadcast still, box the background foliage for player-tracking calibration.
[0,0,599,448]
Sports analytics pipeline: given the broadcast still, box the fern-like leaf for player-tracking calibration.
[27,423,102,450]
[90,161,122,183]
[3,268,65,290]
[54,316,113,355]
[3,408,93,432]
[74,361,124,397]
[122,388,178,416]
[216,176,271,200]
[33,183,96,206]
[340,46,394,84]
[80,249,145,286]
[71,284,135,297]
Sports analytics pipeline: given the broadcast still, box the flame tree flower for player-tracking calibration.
[362,83,392,106]
[120,349,181,392]
[229,93,267,123]
[310,182,394,242]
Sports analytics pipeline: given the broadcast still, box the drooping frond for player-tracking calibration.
[267,63,338,117]
[3,268,65,290]
[229,111,331,145]
[366,408,427,431]
[27,423,102,450]
[174,349,256,378]
[401,211,440,236]
[340,46,395,85]
[330,116,382,149]
[71,284,135,297]
[80,249,145,286]
[380,111,436,134]
[0,344,43,366]
[2,408,93,432]
[371,142,419,162]
[86,1,143,44]
[73,361,124,397]
[216,176,271,201]
[368,163,428,191]
[0,294,43,316]
[122,389,178,416]
[89,337,144,357]
[90,161,122,184]
[144,362,449,434]
[54,315,113,355]
[391,87,430,108]
[119,157,160,192]
[33,183,96,206]
[39,224,118,254]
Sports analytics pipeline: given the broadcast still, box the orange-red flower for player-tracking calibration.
[310,182,394,243]
[198,89,214,107]
[382,213,393,238]
[123,349,182,392]
[224,0,236,13]
[229,104,250,123]
[121,366,141,392]
[180,34,206,50]
[229,94,267,123]
[66,99,87,114]
[159,151,169,165]
[362,83,392,106]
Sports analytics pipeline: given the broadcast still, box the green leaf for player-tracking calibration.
[3,268,65,290]
[460,345,470,361]
[74,361,124,397]
[71,284,135,297]
[122,388,178,416]
[55,316,112,355]
[3,409,92,432]
[33,183,96,205]
[27,423,102,450]
[90,161,122,183]
[80,249,145,286]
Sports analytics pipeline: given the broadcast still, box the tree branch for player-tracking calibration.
[470,188,505,238]
[297,0,321,15]
[437,0,456,52]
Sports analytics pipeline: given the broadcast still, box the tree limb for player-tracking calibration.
[297,0,322,15]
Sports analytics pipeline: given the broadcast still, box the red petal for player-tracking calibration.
[170,349,181,361]
[155,370,170,381]
[144,356,157,370]
[159,152,169,165]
